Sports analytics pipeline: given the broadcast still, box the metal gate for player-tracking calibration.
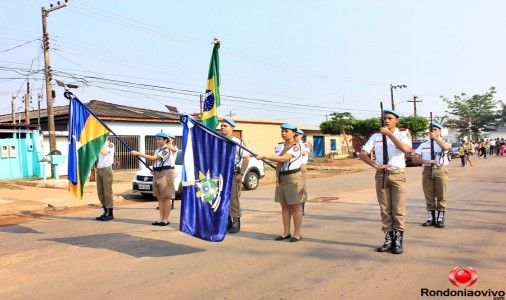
[110,135,140,170]
[144,135,182,155]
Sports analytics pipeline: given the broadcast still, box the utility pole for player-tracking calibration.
[11,96,16,123]
[407,95,422,116]
[390,84,407,111]
[24,80,31,124]
[42,1,67,177]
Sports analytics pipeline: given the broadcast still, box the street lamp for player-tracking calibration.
[390,84,407,111]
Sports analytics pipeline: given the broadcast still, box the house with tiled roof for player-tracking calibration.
[1,100,347,179]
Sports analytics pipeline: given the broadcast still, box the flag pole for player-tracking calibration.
[182,115,276,169]
[65,91,152,170]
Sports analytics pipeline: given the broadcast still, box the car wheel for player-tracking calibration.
[243,171,259,190]
[141,193,152,198]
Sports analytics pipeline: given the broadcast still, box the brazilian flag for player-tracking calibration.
[202,40,220,130]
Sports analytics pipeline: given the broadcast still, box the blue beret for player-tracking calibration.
[383,109,400,118]
[280,123,297,130]
[222,117,237,127]
[167,133,175,138]
[155,132,169,138]
[431,122,442,130]
[296,129,304,135]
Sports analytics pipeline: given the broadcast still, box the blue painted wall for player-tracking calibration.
[0,129,44,180]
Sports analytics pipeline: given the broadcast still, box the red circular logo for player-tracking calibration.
[449,267,478,287]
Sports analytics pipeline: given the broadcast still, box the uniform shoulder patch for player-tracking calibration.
[399,128,407,131]
[162,150,168,156]
[108,142,114,148]
[292,145,300,151]
[406,131,412,139]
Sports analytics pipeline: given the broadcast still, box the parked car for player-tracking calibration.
[242,157,265,190]
[132,150,183,198]
[450,142,461,158]
[405,141,422,166]
[132,151,265,198]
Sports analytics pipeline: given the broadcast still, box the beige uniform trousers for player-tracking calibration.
[422,166,448,211]
[275,171,304,205]
[153,169,176,198]
[230,176,242,218]
[96,166,114,208]
[375,170,406,232]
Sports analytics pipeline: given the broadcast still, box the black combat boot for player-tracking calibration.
[377,231,394,252]
[96,206,107,220]
[436,211,445,228]
[228,217,240,233]
[171,200,175,210]
[422,210,435,226]
[391,231,404,254]
[301,202,306,216]
[101,208,114,221]
[227,217,233,230]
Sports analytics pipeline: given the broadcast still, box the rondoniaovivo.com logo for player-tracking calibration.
[448,266,478,287]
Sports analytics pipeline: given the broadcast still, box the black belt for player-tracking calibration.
[153,166,174,171]
[280,168,301,175]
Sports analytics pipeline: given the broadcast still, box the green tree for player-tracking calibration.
[320,112,356,135]
[494,101,506,129]
[350,117,381,139]
[441,87,499,140]
[398,116,429,139]
[320,112,356,156]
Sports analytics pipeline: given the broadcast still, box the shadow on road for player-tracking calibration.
[46,233,205,258]
[0,224,43,234]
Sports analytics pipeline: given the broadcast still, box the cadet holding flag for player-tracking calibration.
[131,132,178,226]
[256,124,304,243]
[220,117,250,234]
[413,121,451,228]
[359,108,412,254]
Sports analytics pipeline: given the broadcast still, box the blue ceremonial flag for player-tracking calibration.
[179,115,236,242]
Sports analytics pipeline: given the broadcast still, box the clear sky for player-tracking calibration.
[1,0,505,126]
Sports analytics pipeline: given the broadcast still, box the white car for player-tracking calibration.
[132,150,183,198]
[132,151,265,198]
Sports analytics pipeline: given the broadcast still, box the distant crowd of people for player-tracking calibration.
[457,138,505,167]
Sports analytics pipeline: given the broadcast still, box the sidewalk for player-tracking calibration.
[0,170,140,223]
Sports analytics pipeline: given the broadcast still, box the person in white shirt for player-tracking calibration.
[95,137,115,221]
[359,109,412,254]
[295,129,310,215]
[413,122,451,228]
[256,124,304,242]
[220,117,250,234]
[131,132,178,226]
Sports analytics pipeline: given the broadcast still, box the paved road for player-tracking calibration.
[1,157,505,299]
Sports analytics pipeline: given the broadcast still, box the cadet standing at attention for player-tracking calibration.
[294,129,310,215]
[256,124,304,242]
[95,137,115,221]
[359,109,412,254]
[220,117,250,234]
[413,122,451,228]
[131,132,178,226]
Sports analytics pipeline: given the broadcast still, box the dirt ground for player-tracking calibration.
[0,158,368,226]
